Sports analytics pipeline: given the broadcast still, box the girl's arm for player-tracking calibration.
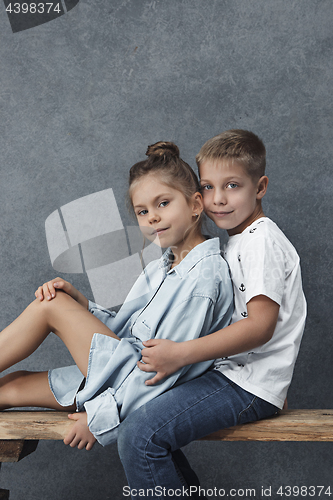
[139,294,279,385]
[35,278,89,309]
[64,412,97,451]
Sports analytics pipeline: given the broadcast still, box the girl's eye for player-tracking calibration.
[137,209,148,216]
[227,183,238,189]
[201,184,213,191]
[159,200,169,208]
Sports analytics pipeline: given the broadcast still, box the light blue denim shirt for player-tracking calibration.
[49,238,233,446]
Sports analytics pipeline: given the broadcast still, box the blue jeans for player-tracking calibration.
[117,370,278,499]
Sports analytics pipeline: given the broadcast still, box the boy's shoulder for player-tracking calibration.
[229,217,297,253]
[225,217,300,272]
[242,216,283,238]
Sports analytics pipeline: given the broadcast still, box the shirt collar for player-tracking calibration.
[158,238,221,279]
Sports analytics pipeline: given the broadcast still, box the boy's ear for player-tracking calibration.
[192,192,204,216]
[256,176,269,200]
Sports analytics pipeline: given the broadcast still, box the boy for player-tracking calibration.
[118,130,307,497]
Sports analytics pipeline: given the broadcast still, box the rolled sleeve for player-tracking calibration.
[78,336,143,446]
[84,388,120,446]
[88,300,117,330]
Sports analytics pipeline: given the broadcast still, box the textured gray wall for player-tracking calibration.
[0,0,332,498]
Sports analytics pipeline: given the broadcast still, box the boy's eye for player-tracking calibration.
[201,184,213,191]
[227,183,238,189]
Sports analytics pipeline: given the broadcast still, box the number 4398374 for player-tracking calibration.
[276,486,331,497]
[6,3,61,14]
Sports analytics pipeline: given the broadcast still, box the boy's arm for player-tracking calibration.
[139,295,279,385]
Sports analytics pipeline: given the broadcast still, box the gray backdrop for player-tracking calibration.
[1,1,332,499]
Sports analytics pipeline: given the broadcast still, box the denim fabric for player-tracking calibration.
[118,370,278,500]
[49,238,234,446]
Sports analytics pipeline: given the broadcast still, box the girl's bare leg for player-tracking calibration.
[0,371,76,411]
[0,292,120,377]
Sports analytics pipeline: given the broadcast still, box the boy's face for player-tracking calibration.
[200,159,267,236]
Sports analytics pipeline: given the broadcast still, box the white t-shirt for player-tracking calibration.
[214,217,307,409]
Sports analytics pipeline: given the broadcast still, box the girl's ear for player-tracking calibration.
[256,176,269,200]
[192,192,204,216]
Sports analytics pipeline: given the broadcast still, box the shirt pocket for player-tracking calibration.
[131,319,152,342]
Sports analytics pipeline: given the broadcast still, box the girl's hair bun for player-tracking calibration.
[146,141,180,159]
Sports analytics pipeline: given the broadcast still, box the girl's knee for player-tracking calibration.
[33,292,74,322]
[30,295,57,315]
[35,291,71,310]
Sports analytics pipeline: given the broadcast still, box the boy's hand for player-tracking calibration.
[64,412,97,451]
[138,339,185,385]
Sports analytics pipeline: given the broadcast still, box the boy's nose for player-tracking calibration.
[213,190,227,205]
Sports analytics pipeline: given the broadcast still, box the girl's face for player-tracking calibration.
[131,174,202,253]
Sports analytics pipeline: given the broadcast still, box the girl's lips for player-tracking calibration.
[152,227,169,235]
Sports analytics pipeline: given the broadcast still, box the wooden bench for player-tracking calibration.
[0,409,332,498]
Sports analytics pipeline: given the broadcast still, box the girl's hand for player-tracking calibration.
[35,278,73,302]
[64,412,97,451]
[138,339,185,386]
[35,278,89,309]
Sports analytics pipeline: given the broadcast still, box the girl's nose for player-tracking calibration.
[148,211,161,224]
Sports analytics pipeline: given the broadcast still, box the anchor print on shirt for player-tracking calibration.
[239,283,246,292]
[249,220,265,233]
[241,312,248,318]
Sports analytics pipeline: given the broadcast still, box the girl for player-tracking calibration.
[0,142,233,449]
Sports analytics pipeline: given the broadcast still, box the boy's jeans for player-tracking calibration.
[118,370,278,499]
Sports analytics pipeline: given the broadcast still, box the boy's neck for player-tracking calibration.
[227,205,266,237]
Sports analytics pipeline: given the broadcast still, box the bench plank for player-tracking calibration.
[201,409,333,442]
[0,409,332,443]
[0,410,331,499]
[0,411,74,441]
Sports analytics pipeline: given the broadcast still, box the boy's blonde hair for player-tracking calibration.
[196,129,266,181]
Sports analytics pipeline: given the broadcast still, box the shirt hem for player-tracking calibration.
[215,368,285,409]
